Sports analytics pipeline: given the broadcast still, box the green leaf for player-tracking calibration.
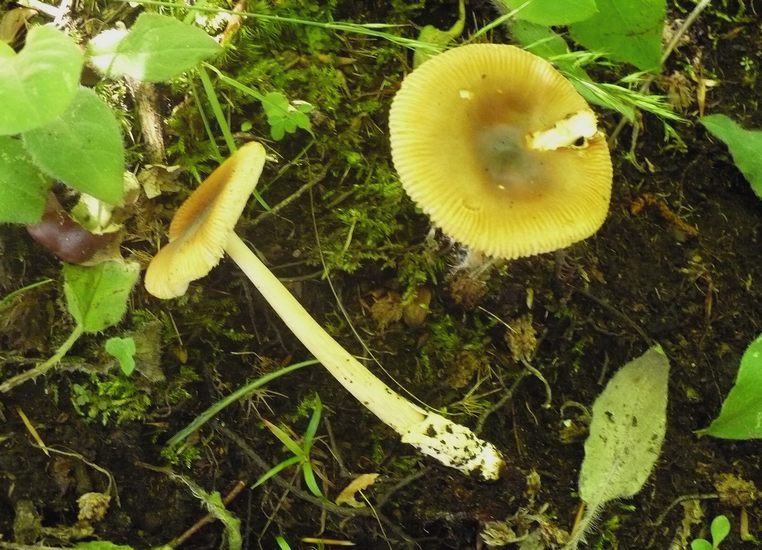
[711,515,731,546]
[690,540,713,550]
[508,20,592,80]
[580,346,669,504]
[413,0,465,67]
[260,92,313,141]
[702,333,762,439]
[569,0,665,71]
[23,87,125,205]
[0,136,51,223]
[105,336,137,376]
[0,25,84,135]
[700,114,762,200]
[500,0,597,25]
[88,13,222,82]
[63,260,140,333]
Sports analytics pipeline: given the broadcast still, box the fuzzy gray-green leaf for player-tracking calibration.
[580,346,669,505]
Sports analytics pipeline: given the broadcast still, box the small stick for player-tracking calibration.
[169,480,247,547]
[15,406,49,456]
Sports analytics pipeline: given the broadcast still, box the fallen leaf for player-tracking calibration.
[335,473,380,508]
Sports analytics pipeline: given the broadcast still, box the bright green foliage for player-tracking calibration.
[71,374,151,425]
[0,25,84,135]
[691,515,731,550]
[88,13,222,82]
[413,0,465,67]
[0,136,51,223]
[569,346,669,548]
[260,91,313,140]
[166,360,315,450]
[701,114,762,199]
[63,260,140,333]
[105,336,137,376]
[500,0,597,25]
[254,395,324,499]
[702,333,762,439]
[569,0,665,71]
[24,87,125,205]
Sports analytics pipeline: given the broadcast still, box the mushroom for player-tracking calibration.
[144,142,505,480]
[389,44,612,260]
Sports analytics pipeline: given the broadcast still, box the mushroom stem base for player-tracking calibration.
[225,232,505,480]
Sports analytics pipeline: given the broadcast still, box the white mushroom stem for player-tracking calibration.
[225,232,505,480]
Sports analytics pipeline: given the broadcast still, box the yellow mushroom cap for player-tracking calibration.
[145,141,266,299]
[389,44,612,259]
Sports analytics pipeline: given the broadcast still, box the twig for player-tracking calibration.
[42,446,119,505]
[169,480,247,547]
[573,287,654,345]
[250,161,333,227]
[0,325,84,393]
[475,371,530,434]
[520,359,552,409]
[651,492,719,528]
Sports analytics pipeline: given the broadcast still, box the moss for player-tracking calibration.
[417,313,495,389]
[71,373,151,425]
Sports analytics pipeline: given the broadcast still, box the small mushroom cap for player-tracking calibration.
[389,44,612,259]
[144,141,266,299]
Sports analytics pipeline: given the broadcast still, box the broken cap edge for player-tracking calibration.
[144,141,267,299]
[389,44,613,260]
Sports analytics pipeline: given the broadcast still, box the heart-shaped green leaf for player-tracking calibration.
[23,87,125,205]
[569,0,665,71]
[0,25,84,135]
[88,13,222,82]
[63,260,140,333]
[500,0,597,25]
[0,136,51,223]
[105,336,137,376]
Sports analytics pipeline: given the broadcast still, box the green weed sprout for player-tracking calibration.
[1,260,139,393]
[691,515,731,550]
[144,142,505,480]
[253,396,324,499]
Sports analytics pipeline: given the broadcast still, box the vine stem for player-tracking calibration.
[0,324,84,393]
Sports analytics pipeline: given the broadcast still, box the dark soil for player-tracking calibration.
[1,1,762,549]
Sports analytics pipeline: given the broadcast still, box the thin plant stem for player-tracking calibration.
[197,66,271,211]
[197,65,237,154]
[468,0,532,42]
[166,359,318,448]
[0,324,84,393]
[190,80,222,163]
[120,0,440,52]
[0,278,54,310]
